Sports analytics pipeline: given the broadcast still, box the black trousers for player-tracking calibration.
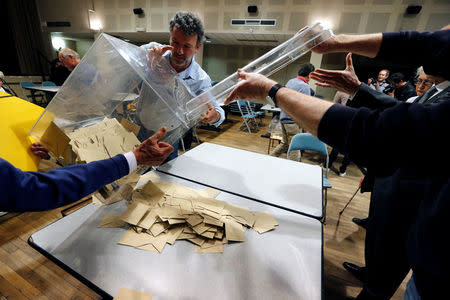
[363,168,428,299]
[329,148,351,173]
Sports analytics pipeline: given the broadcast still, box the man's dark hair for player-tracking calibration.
[390,72,405,83]
[169,11,205,46]
[298,63,315,77]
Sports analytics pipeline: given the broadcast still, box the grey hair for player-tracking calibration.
[60,48,80,59]
[416,66,424,77]
[169,11,205,46]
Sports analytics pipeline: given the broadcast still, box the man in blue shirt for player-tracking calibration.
[270,63,314,161]
[140,11,225,160]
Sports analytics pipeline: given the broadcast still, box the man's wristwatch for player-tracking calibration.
[266,83,284,107]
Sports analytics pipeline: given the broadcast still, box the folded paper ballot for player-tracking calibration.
[98,174,278,253]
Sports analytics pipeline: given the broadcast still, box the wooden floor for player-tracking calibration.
[0,114,409,299]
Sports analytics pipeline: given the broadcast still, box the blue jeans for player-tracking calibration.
[404,274,421,300]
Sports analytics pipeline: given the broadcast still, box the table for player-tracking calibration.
[29,171,323,300]
[261,103,281,113]
[22,85,60,104]
[158,143,324,219]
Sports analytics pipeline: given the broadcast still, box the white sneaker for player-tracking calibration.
[339,172,346,177]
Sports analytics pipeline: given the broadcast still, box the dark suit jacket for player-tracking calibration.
[1,155,129,212]
[318,30,450,299]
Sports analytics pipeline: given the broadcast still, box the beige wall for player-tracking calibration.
[75,39,95,57]
[37,0,450,34]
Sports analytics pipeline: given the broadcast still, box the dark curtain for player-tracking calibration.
[5,0,49,75]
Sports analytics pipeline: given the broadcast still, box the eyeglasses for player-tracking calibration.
[416,80,434,86]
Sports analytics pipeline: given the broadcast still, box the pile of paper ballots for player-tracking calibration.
[69,118,140,163]
[98,174,278,253]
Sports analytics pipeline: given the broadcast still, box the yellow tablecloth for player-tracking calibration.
[0,92,44,171]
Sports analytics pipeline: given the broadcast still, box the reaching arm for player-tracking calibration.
[312,33,383,58]
[2,127,173,212]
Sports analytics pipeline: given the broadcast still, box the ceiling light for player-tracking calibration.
[51,37,66,50]
[314,19,332,30]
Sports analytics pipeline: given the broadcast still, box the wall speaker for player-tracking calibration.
[248,6,257,13]
[133,8,144,15]
[406,5,422,15]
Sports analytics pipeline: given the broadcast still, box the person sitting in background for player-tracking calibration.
[270,63,315,161]
[2,127,173,212]
[50,58,70,85]
[406,67,439,103]
[368,69,390,93]
[58,48,80,72]
[390,72,416,101]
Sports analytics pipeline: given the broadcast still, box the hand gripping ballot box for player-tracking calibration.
[29,23,332,165]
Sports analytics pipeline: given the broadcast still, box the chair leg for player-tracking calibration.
[243,118,252,133]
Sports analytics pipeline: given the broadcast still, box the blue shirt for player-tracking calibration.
[141,42,225,127]
[280,77,311,123]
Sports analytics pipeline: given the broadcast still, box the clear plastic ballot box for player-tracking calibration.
[30,23,332,161]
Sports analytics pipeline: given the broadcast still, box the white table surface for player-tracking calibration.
[29,171,323,300]
[261,103,281,112]
[158,143,324,218]
[23,85,61,93]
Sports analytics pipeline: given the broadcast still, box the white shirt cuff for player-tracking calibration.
[124,152,137,174]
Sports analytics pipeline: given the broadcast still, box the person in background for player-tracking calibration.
[390,72,416,101]
[406,67,436,103]
[140,11,225,161]
[58,48,80,72]
[368,69,390,93]
[2,127,173,212]
[270,63,315,161]
[328,90,351,176]
[50,57,70,85]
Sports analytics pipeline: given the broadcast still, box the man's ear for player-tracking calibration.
[195,43,202,54]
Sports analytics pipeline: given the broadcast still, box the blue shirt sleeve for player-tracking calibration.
[0,155,129,212]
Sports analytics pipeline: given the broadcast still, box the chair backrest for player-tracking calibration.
[237,100,251,115]
[288,133,328,155]
[288,133,329,177]
[42,81,56,86]
[20,81,35,88]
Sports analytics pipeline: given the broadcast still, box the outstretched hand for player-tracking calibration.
[309,53,362,95]
[133,127,174,166]
[30,142,50,160]
[224,70,276,105]
[201,102,220,124]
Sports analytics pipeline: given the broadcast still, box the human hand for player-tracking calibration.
[146,46,175,79]
[309,53,362,95]
[224,70,276,105]
[367,78,373,85]
[132,127,174,166]
[30,142,50,160]
[201,103,220,124]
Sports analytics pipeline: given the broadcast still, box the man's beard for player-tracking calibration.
[170,53,191,67]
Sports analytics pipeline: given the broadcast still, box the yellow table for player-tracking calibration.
[0,92,44,171]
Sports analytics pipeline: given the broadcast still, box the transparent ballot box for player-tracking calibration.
[29,33,197,160]
[185,23,333,122]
